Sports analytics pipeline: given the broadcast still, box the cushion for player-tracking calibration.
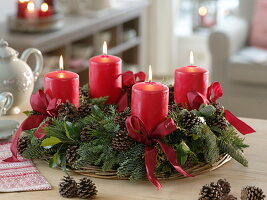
[249,0,267,49]
[227,48,267,85]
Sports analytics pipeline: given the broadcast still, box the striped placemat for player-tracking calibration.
[0,142,52,192]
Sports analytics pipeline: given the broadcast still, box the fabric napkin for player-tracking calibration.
[0,142,52,192]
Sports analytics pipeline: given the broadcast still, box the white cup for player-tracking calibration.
[0,92,13,116]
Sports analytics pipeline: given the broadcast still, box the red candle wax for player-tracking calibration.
[17,0,29,18]
[174,65,208,108]
[44,70,80,108]
[131,82,169,134]
[89,55,122,104]
[38,3,53,18]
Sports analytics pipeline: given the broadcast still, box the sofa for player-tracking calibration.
[209,0,267,119]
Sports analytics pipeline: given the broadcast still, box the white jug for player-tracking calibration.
[0,39,43,114]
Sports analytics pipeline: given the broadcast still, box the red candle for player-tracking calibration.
[17,0,29,18]
[89,42,122,104]
[38,3,53,18]
[174,51,208,108]
[44,56,80,108]
[25,1,37,21]
[198,6,208,27]
[131,66,169,133]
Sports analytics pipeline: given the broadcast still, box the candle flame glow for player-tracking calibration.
[59,55,64,70]
[148,65,152,82]
[199,6,208,16]
[190,51,194,65]
[41,3,49,12]
[27,1,35,11]
[103,41,107,55]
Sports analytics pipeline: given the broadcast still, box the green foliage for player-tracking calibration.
[199,104,216,117]
[201,125,220,164]
[218,127,249,150]
[73,143,121,171]
[41,136,62,147]
[23,110,31,116]
[176,141,191,165]
[21,92,251,182]
[218,139,248,167]
[117,144,146,181]
[45,119,81,142]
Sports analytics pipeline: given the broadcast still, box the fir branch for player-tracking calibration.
[23,144,55,159]
[219,127,249,150]
[117,144,146,181]
[218,138,248,167]
[201,125,220,164]
[44,119,70,141]
[45,119,81,143]
[72,143,102,169]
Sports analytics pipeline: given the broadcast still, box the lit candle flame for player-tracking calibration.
[198,6,208,16]
[103,41,107,55]
[59,55,64,70]
[190,51,194,66]
[148,65,152,82]
[27,1,35,12]
[41,3,49,12]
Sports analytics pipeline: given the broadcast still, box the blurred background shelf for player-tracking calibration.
[0,0,149,89]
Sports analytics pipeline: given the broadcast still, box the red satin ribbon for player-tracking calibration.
[126,116,192,190]
[117,71,146,112]
[4,90,61,162]
[187,82,255,135]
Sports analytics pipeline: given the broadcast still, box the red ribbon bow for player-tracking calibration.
[4,90,61,162]
[187,82,255,135]
[126,116,192,190]
[117,71,146,112]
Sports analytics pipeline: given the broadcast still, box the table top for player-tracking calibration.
[0,114,266,200]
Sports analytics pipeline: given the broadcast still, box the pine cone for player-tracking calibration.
[209,102,227,129]
[59,176,78,198]
[169,85,174,105]
[66,146,79,165]
[112,130,133,152]
[80,125,94,142]
[199,182,223,200]
[80,87,89,99]
[77,177,97,199]
[210,117,228,130]
[217,179,231,195]
[221,195,237,200]
[57,101,78,122]
[182,110,201,130]
[17,136,29,155]
[114,111,130,130]
[169,103,183,113]
[77,103,91,119]
[241,186,265,200]
[212,102,224,115]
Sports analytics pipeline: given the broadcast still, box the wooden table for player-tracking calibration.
[0,115,266,200]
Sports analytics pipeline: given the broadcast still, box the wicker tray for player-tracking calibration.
[72,154,232,180]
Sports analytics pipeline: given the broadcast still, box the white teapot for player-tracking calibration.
[0,39,43,114]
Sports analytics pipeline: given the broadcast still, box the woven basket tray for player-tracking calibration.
[72,154,231,180]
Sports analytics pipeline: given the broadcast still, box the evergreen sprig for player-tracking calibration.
[117,144,146,181]
[218,138,248,167]
[20,87,251,182]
